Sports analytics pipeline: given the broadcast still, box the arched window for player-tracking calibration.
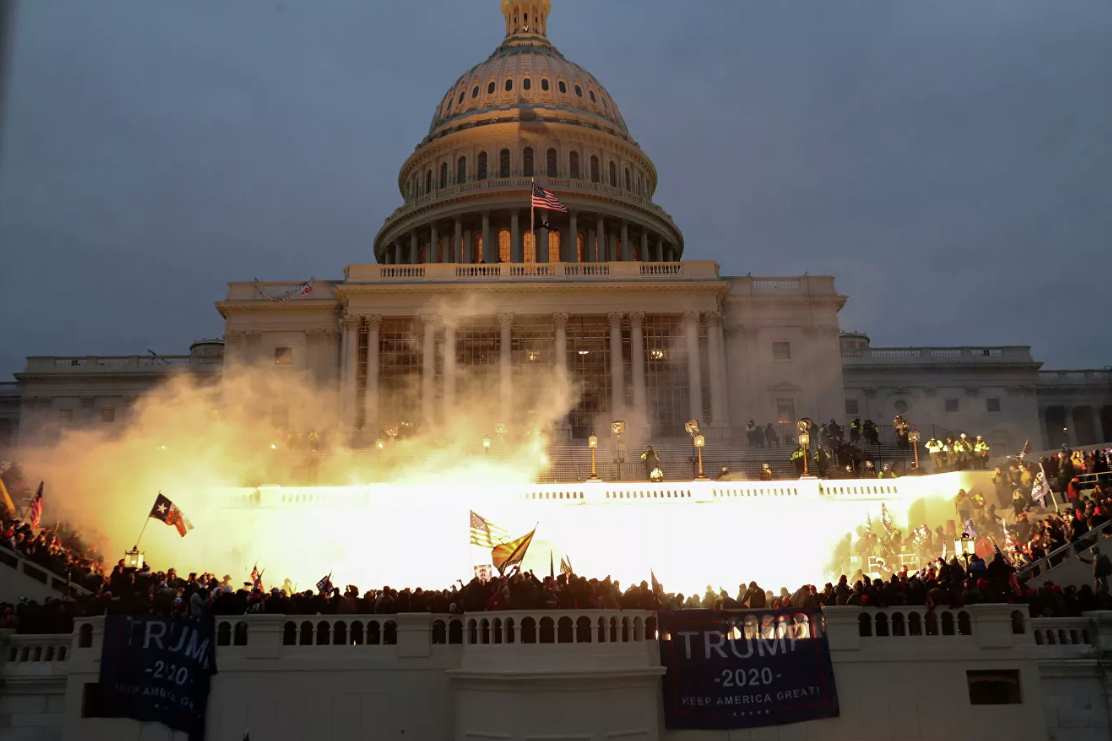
[576,233,585,262]
[498,229,511,263]
[569,151,580,180]
[574,84,583,97]
[524,232,536,263]
[589,90,597,103]
[474,234,483,263]
[609,161,617,187]
[425,170,432,194]
[546,148,557,177]
[488,81,496,95]
[499,149,511,178]
[558,80,567,94]
[440,162,448,189]
[541,78,550,91]
[590,155,599,183]
[478,152,488,180]
[624,167,631,191]
[505,78,514,92]
[548,231,561,262]
[523,78,531,91]
[523,147,534,177]
[471,85,479,99]
[458,90,465,104]
[457,156,466,184]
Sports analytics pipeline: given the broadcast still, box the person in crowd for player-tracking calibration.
[746,420,762,448]
[759,462,774,481]
[640,445,660,480]
[974,436,991,470]
[764,423,779,449]
[926,435,944,471]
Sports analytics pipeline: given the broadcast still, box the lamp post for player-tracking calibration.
[908,429,921,469]
[124,546,144,570]
[693,434,708,480]
[685,420,700,478]
[482,436,491,457]
[797,418,815,479]
[587,434,601,482]
[611,420,626,480]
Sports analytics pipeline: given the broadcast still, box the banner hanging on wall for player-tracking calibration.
[657,608,839,730]
[98,615,218,740]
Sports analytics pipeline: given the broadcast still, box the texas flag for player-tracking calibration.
[148,492,194,537]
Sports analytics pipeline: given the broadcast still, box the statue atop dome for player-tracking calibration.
[501,0,551,38]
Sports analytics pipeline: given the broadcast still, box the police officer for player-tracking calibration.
[790,446,806,476]
[925,435,943,471]
[973,436,991,470]
[850,418,862,444]
[746,419,761,448]
[942,437,955,471]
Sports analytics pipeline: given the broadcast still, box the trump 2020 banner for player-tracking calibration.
[657,608,839,730]
[98,615,218,740]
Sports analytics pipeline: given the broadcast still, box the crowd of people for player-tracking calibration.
[3,448,1111,636]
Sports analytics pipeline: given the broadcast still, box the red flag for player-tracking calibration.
[491,528,536,576]
[28,482,44,530]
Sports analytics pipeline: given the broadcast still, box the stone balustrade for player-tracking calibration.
[22,356,222,373]
[841,346,1034,364]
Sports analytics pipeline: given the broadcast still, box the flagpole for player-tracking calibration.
[530,178,535,262]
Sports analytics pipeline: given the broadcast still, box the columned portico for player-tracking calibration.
[342,315,361,429]
[683,311,702,422]
[553,312,571,437]
[706,311,729,427]
[363,315,381,434]
[608,312,625,419]
[629,311,647,431]
[443,321,457,419]
[421,315,436,427]
[499,313,513,421]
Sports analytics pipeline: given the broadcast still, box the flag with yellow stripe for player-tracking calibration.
[491,527,536,576]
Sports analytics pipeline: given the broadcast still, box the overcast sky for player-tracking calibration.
[1,0,1110,378]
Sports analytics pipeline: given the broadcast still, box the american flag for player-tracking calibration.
[1031,464,1051,506]
[28,481,43,530]
[470,510,510,547]
[149,492,193,537]
[531,183,567,212]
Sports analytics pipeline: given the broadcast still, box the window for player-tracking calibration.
[576,233,585,262]
[624,168,631,191]
[772,342,791,360]
[845,399,859,416]
[546,148,557,177]
[549,230,561,262]
[987,398,1001,413]
[776,399,795,424]
[471,86,479,99]
[894,400,909,414]
[473,234,483,263]
[478,152,488,180]
[487,81,496,94]
[945,398,960,413]
[590,155,599,183]
[569,151,580,179]
[82,683,105,718]
[274,347,293,365]
[558,80,567,94]
[505,78,513,92]
[541,78,549,91]
[58,409,73,423]
[458,90,465,104]
[523,147,534,177]
[522,78,531,91]
[100,407,116,423]
[524,232,536,263]
[457,156,466,184]
[439,162,448,189]
[967,670,1021,705]
[608,161,617,187]
[574,84,583,97]
[499,149,510,178]
[589,90,596,103]
[498,229,511,263]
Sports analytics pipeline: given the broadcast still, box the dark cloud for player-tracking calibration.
[1,0,1109,376]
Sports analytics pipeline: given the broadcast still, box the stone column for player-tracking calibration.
[511,209,522,263]
[429,222,439,264]
[596,215,606,262]
[620,221,630,261]
[463,228,473,264]
[553,312,571,437]
[363,316,381,434]
[568,211,578,262]
[705,312,729,427]
[421,315,436,429]
[454,217,463,264]
[640,230,649,262]
[443,320,457,419]
[587,229,597,262]
[608,312,625,419]
[482,211,492,264]
[410,232,419,265]
[684,311,703,422]
[342,315,361,429]
[499,313,513,421]
[629,311,647,432]
[538,223,549,263]
[394,239,403,265]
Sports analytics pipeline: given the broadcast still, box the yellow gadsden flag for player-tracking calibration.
[491,527,537,576]
[0,475,15,518]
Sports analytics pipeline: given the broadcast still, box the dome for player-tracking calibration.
[426,1,630,141]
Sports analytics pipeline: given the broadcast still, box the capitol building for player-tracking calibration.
[1,0,1109,457]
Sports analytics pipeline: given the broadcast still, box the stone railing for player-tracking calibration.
[23,356,222,373]
[841,346,1034,363]
[1037,369,1112,387]
[341,260,718,284]
[0,547,89,596]
[1031,617,1096,652]
[4,634,70,678]
[725,275,839,297]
